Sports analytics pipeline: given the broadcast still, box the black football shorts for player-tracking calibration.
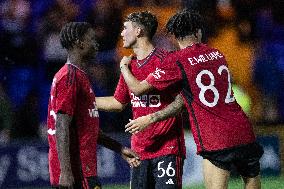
[201,142,264,178]
[131,155,184,189]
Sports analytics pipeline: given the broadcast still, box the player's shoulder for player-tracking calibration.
[53,64,79,85]
[153,48,170,62]
[168,49,180,56]
[54,64,68,80]
[161,49,180,63]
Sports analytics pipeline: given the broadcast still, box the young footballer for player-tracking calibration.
[96,11,186,189]
[47,22,140,189]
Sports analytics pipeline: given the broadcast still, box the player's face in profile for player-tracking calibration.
[81,28,98,58]
[121,21,137,49]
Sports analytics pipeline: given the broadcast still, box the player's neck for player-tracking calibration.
[178,36,200,49]
[67,54,87,71]
[133,39,155,60]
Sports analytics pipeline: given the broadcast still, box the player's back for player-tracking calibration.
[176,44,255,153]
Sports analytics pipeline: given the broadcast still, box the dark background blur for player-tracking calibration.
[0,0,283,143]
[0,0,283,187]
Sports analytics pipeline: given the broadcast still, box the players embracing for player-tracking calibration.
[96,11,186,189]
[122,9,264,189]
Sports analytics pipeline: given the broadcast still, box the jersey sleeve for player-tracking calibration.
[54,75,77,116]
[146,56,182,91]
[114,74,130,104]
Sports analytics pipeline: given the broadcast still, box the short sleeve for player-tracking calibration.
[54,75,77,116]
[146,56,182,91]
[114,74,130,104]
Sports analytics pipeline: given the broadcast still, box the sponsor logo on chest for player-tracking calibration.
[88,102,99,118]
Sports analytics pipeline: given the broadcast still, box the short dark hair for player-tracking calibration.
[125,11,158,39]
[60,22,92,50]
[166,9,204,39]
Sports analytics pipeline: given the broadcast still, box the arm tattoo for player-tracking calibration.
[97,130,123,154]
[55,113,73,173]
[150,94,184,123]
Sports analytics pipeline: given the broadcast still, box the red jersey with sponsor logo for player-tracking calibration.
[47,63,99,186]
[146,44,256,153]
[114,48,186,160]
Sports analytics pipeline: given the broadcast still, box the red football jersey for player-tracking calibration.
[47,63,100,186]
[146,44,256,153]
[114,48,186,160]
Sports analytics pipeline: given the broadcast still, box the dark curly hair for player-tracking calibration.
[166,9,204,39]
[60,22,92,50]
[125,11,158,39]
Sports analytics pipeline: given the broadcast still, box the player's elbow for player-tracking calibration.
[112,102,126,112]
[113,105,125,112]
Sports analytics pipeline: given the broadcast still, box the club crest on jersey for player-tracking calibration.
[151,67,165,79]
[88,102,99,118]
[47,128,56,135]
[130,93,161,107]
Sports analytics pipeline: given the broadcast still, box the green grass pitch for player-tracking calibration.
[103,177,284,189]
[12,177,284,189]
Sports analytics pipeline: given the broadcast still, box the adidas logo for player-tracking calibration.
[166,178,174,185]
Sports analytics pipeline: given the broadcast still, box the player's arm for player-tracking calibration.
[55,113,74,186]
[96,96,127,112]
[120,56,154,96]
[125,94,185,134]
[97,130,140,167]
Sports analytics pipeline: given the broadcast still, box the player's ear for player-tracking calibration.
[75,39,84,50]
[196,29,202,42]
[136,27,144,37]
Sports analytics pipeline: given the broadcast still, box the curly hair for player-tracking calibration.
[60,22,92,50]
[125,11,158,39]
[166,9,204,39]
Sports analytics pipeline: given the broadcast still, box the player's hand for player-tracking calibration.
[121,147,141,168]
[125,115,152,134]
[59,171,75,188]
[120,55,133,68]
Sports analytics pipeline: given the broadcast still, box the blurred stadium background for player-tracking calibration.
[0,0,283,188]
